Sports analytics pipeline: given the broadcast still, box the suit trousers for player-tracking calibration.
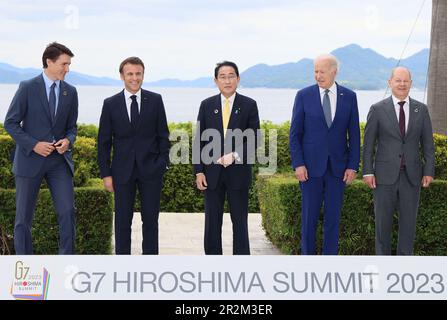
[113,165,163,255]
[14,152,75,254]
[204,169,250,255]
[300,163,345,255]
[374,168,421,255]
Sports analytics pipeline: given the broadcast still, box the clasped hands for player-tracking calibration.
[33,138,70,157]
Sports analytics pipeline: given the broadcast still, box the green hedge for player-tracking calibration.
[0,187,113,254]
[257,174,447,255]
[0,123,446,213]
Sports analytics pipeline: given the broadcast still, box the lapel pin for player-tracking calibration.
[235,107,241,114]
[214,109,219,114]
[62,91,67,96]
[414,108,419,113]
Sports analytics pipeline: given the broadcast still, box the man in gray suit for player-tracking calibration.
[4,42,78,254]
[363,66,435,255]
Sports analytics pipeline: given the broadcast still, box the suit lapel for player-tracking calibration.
[332,83,344,126]
[384,97,402,137]
[406,98,419,137]
[213,94,224,137]
[313,85,327,126]
[36,75,52,123]
[227,92,241,131]
[138,91,150,131]
[118,90,132,127]
[54,81,67,124]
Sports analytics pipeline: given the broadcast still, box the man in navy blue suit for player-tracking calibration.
[289,54,360,255]
[4,42,78,254]
[193,61,260,255]
[98,57,170,255]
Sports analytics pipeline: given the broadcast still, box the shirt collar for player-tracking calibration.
[319,82,337,95]
[124,89,141,102]
[392,95,410,107]
[221,92,236,105]
[42,71,60,89]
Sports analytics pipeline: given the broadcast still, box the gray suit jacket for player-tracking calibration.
[4,74,78,177]
[363,96,435,186]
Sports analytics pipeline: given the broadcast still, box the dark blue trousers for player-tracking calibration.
[14,153,75,255]
[204,170,250,255]
[300,164,345,255]
[113,166,163,255]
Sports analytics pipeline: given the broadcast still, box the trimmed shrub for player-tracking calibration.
[0,187,113,254]
[257,174,447,255]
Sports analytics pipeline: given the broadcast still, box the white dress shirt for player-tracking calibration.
[391,95,410,132]
[124,89,141,122]
[319,82,337,121]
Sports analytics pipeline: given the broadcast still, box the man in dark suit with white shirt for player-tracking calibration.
[193,61,260,255]
[97,57,170,254]
[363,66,435,255]
[4,42,78,254]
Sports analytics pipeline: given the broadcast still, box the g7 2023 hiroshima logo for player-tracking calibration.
[10,261,50,300]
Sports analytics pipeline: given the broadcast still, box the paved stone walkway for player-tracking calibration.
[112,212,282,255]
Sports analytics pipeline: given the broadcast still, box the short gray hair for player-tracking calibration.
[314,54,339,71]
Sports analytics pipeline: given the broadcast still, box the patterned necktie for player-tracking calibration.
[130,95,139,129]
[49,82,56,122]
[222,98,230,135]
[322,89,332,127]
[398,101,406,137]
[398,101,406,168]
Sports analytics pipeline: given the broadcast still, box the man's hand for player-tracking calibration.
[54,138,70,154]
[103,176,114,193]
[363,175,376,189]
[343,169,357,185]
[33,141,55,157]
[217,153,235,168]
[196,173,208,190]
[422,176,433,188]
[294,166,308,182]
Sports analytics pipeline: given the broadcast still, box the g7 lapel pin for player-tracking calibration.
[214,109,219,114]
[62,91,67,96]
[234,107,241,115]
[414,107,419,113]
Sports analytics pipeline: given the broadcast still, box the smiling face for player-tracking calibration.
[388,67,412,100]
[215,65,240,98]
[45,53,72,81]
[314,56,337,89]
[120,63,144,94]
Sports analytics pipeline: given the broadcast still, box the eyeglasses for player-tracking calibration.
[217,75,238,82]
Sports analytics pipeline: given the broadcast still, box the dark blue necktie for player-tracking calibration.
[49,82,56,122]
[130,95,139,129]
[322,89,332,127]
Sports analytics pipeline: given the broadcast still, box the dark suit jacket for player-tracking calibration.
[289,83,360,178]
[4,74,78,177]
[97,89,170,184]
[193,92,260,190]
[362,96,435,186]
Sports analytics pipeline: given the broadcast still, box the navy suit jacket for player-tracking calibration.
[289,83,360,178]
[97,89,170,184]
[193,93,260,190]
[4,74,78,177]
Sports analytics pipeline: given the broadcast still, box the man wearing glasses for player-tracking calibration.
[193,61,260,255]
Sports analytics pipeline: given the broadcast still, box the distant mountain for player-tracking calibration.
[0,62,121,86]
[0,44,429,90]
[239,44,429,90]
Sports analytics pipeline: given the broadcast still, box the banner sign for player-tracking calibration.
[1,256,446,300]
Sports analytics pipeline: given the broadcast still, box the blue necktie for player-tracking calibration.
[322,89,332,127]
[130,95,139,129]
[49,82,56,122]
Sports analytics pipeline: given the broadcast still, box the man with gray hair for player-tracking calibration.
[363,66,435,255]
[289,54,360,255]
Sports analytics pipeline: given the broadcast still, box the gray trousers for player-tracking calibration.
[374,168,421,255]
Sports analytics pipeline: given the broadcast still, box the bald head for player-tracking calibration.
[388,66,412,100]
[314,54,339,89]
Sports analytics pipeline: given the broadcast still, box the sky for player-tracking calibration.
[0,0,432,81]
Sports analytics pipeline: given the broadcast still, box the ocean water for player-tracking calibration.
[0,84,427,125]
